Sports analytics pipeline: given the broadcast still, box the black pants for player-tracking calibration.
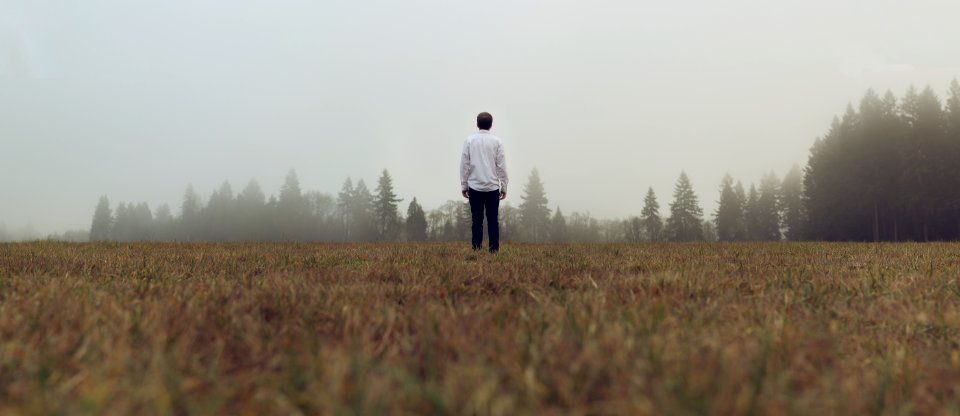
[468,188,500,252]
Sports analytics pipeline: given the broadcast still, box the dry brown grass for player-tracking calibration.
[2,242,960,414]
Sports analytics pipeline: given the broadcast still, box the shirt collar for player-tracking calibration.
[478,129,490,133]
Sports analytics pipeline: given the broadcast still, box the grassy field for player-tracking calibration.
[2,242,960,414]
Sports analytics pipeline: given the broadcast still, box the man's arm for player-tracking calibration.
[496,141,508,199]
[460,139,471,198]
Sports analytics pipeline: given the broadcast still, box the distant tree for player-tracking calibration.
[744,184,761,240]
[755,172,782,241]
[90,196,113,241]
[336,178,356,240]
[238,179,267,241]
[904,86,949,241]
[279,170,304,212]
[781,165,805,240]
[499,203,519,241]
[455,202,471,240]
[600,219,625,242]
[352,180,376,241]
[132,202,153,240]
[664,171,704,242]
[624,217,643,243]
[734,181,748,239]
[154,203,174,241]
[112,202,132,241]
[948,79,960,234]
[179,185,202,241]
[373,169,403,241]
[948,79,960,134]
[568,211,601,242]
[278,170,307,240]
[702,220,718,242]
[550,207,568,243]
[714,174,744,241]
[640,188,663,242]
[519,168,551,241]
[802,85,960,241]
[405,198,428,241]
[204,181,235,241]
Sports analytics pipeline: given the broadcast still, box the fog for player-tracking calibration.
[2,0,960,236]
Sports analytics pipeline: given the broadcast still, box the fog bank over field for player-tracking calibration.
[2,0,960,235]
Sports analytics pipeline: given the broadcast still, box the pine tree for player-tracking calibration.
[664,172,704,242]
[239,179,266,240]
[352,180,375,241]
[781,165,805,240]
[179,185,201,241]
[278,169,307,240]
[90,196,113,241]
[154,203,174,241]
[755,172,782,241]
[744,184,760,240]
[205,181,235,241]
[336,178,355,240]
[947,79,960,232]
[550,207,568,243]
[733,181,748,239]
[518,168,551,241]
[113,202,132,241]
[373,169,403,241]
[132,202,153,241]
[702,220,718,242]
[714,174,743,241]
[405,198,428,241]
[640,187,662,242]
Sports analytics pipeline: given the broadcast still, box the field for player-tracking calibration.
[2,242,960,414]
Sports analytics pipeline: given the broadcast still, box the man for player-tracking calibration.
[460,112,508,253]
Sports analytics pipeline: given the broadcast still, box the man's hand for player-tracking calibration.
[462,190,469,199]
[499,191,507,200]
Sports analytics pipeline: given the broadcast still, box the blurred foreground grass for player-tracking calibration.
[2,242,960,414]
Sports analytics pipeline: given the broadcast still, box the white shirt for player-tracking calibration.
[460,130,508,193]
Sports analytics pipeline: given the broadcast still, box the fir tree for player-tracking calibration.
[664,171,704,242]
[781,165,805,240]
[550,207,568,243]
[640,187,662,242]
[518,168,551,241]
[373,169,403,241]
[405,198,428,241]
[714,174,743,241]
[90,196,113,241]
[755,172,782,241]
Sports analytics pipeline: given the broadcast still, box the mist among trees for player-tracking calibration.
[13,79,954,244]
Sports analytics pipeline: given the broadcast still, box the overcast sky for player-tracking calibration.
[2,0,960,235]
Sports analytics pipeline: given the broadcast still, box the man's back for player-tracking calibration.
[460,130,508,193]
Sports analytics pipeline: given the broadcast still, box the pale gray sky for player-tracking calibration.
[2,0,959,235]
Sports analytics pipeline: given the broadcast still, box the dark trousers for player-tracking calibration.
[468,188,500,252]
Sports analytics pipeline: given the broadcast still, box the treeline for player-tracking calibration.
[804,81,960,241]
[86,164,722,243]
[82,80,960,243]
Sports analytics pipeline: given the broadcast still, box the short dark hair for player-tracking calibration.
[477,112,493,130]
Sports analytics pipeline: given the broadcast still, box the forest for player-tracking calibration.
[64,80,960,243]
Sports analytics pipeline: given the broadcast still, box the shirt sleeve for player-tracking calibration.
[496,140,508,193]
[459,138,470,191]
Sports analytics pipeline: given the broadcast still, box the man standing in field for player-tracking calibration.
[460,112,509,253]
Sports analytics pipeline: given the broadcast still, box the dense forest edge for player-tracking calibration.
[5,80,959,243]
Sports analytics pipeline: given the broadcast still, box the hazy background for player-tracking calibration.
[2,0,959,235]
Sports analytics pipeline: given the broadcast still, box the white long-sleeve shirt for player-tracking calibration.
[460,130,508,193]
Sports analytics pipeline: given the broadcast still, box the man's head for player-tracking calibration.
[476,112,493,130]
